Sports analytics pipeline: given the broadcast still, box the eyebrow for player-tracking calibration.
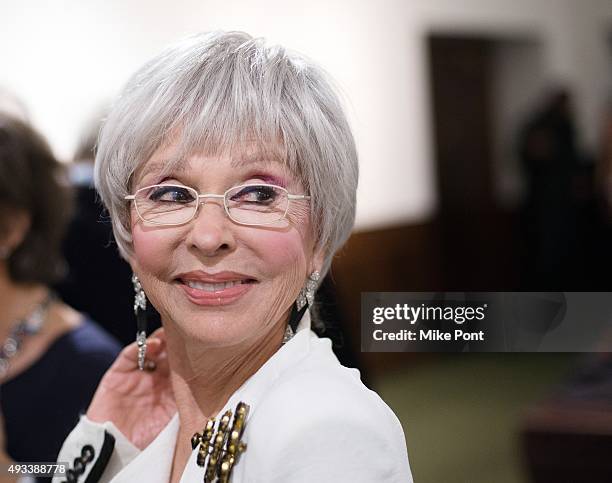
[143,153,283,171]
[135,152,287,186]
[145,159,188,173]
[230,152,284,168]
[131,160,183,187]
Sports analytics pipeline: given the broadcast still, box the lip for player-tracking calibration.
[175,270,257,283]
[174,270,257,306]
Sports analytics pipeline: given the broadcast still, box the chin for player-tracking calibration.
[173,309,251,345]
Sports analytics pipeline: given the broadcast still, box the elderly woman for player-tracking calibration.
[54,32,412,483]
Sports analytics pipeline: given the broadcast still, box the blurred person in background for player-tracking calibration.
[519,88,587,289]
[0,112,121,481]
[596,98,612,218]
[54,118,159,347]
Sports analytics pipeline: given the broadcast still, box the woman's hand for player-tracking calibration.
[86,328,176,450]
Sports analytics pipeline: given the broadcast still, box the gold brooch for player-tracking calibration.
[191,402,250,483]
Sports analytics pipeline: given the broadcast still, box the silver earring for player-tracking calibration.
[282,325,294,344]
[296,271,320,311]
[132,274,148,371]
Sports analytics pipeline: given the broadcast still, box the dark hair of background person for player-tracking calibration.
[73,122,98,162]
[53,120,160,346]
[0,113,73,284]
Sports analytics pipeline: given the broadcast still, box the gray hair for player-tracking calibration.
[95,31,358,279]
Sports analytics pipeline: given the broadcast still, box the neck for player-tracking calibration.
[165,310,288,434]
[0,265,48,332]
[165,308,293,483]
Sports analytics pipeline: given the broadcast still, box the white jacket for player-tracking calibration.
[53,310,413,482]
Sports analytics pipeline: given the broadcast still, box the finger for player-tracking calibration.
[149,327,165,340]
[145,336,165,358]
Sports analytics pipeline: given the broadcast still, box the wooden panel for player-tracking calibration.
[329,222,441,381]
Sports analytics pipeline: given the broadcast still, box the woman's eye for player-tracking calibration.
[231,185,278,204]
[148,186,195,203]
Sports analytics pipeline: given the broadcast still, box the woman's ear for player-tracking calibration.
[0,210,31,254]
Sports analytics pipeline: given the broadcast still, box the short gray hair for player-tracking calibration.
[95,31,358,278]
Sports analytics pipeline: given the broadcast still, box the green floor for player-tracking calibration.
[375,353,579,483]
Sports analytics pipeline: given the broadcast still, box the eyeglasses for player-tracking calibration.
[125,183,311,226]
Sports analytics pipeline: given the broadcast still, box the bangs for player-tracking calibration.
[125,35,311,191]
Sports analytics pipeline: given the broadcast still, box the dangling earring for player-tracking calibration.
[287,271,320,344]
[282,324,294,344]
[132,274,148,371]
[296,271,321,311]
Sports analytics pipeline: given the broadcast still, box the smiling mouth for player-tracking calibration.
[176,277,257,306]
[179,279,257,292]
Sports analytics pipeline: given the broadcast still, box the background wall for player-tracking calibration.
[1,0,611,230]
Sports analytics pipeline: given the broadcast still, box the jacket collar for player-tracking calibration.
[112,309,313,482]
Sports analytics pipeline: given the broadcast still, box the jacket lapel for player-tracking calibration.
[179,310,313,482]
[112,413,179,482]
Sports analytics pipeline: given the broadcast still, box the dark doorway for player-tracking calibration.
[428,35,520,290]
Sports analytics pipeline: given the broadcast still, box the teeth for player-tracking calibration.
[184,280,246,291]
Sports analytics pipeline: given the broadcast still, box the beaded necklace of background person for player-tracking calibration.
[0,292,55,380]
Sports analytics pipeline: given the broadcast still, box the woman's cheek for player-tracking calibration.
[251,229,309,272]
[131,224,174,276]
[267,238,308,306]
[255,234,306,326]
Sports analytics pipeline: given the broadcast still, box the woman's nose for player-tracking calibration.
[185,199,236,256]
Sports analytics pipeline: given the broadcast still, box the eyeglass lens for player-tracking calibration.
[134,184,289,225]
